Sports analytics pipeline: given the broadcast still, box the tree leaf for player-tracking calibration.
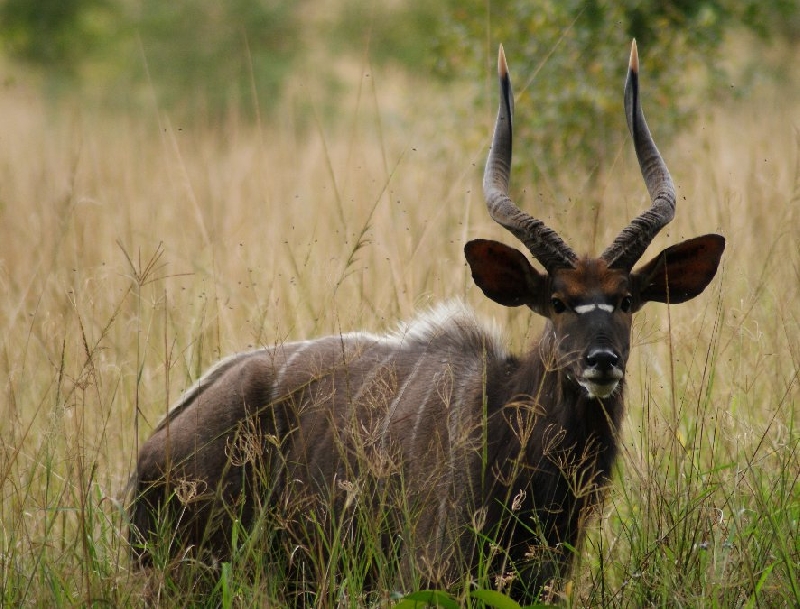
[394,589,462,609]
[469,588,522,609]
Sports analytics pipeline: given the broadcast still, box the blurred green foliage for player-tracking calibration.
[0,0,108,70]
[433,0,800,180]
[0,0,306,120]
[327,0,446,71]
[0,0,797,137]
[125,0,305,119]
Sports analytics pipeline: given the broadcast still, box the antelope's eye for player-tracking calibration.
[551,298,567,314]
[620,295,633,313]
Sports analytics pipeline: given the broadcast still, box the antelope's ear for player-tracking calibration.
[632,234,725,308]
[465,239,546,308]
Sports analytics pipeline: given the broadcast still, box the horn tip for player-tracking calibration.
[629,39,639,74]
[498,44,508,78]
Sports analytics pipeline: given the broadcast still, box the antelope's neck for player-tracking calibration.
[495,339,625,467]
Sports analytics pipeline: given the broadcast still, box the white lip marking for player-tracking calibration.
[578,378,620,398]
[579,367,623,398]
[574,303,614,314]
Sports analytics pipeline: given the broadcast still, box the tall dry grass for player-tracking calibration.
[0,42,798,606]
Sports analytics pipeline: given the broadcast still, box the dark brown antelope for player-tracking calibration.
[129,41,724,602]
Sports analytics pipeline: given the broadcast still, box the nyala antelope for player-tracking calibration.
[129,41,724,602]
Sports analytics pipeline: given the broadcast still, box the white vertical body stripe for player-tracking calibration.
[273,340,313,392]
[379,356,426,450]
[410,378,439,450]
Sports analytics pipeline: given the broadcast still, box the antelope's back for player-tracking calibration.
[130,301,509,565]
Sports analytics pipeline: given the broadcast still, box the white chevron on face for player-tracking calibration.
[574,303,614,315]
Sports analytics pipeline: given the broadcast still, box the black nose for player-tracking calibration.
[585,349,619,373]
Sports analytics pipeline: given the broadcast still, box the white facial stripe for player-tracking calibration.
[574,303,615,315]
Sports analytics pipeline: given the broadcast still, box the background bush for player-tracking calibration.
[434,0,800,179]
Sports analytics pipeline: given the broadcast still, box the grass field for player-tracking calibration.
[0,35,798,607]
